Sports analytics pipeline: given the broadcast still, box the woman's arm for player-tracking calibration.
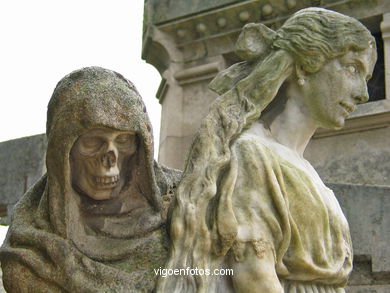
[229,242,283,293]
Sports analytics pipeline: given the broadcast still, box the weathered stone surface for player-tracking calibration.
[0,67,182,292]
[347,285,390,293]
[0,134,46,206]
[0,269,5,293]
[146,0,241,24]
[306,126,390,186]
[330,183,390,276]
[159,74,219,169]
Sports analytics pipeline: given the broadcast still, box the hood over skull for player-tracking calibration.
[0,67,182,292]
[45,66,163,260]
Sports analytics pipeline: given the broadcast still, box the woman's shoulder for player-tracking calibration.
[230,123,285,171]
[233,121,275,153]
[232,121,302,171]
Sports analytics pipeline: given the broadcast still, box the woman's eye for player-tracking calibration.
[345,65,358,74]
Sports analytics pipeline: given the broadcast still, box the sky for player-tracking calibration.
[0,0,161,144]
[0,1,162,243]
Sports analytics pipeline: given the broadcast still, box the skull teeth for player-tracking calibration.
[95,175,119,184]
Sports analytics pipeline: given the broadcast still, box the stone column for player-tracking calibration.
[381,12,390,100]
[158,61,222,170]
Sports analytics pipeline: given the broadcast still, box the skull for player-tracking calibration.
[70,128,137,200]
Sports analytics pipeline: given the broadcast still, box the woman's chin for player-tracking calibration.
[319,117,345,131]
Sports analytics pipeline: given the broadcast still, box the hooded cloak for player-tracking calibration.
[0,67,181,293]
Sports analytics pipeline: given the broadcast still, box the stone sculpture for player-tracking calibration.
[158,8,376,293]
[0,67,181,292]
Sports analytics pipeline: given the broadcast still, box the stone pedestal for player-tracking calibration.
[381,13,390,100]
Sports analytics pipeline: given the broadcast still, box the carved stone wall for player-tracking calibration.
[0,134,46,224]
[330,184,390,293]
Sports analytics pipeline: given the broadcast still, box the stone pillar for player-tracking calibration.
[381,12,390,100]
[156,58,223,170]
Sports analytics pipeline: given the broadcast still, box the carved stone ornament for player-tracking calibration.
[0,67,181,292]
[158,8,377,293]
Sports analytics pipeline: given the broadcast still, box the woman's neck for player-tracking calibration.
[266,94,317,157]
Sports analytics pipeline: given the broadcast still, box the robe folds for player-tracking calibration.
[220,122,352,292]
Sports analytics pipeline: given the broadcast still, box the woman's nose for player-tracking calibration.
[353,80,369,104]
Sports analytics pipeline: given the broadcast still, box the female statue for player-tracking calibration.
[158,8,376,293]
[0,67,181,292]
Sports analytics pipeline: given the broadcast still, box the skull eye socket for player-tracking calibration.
[115,134,136,151]
[78,136,104,155]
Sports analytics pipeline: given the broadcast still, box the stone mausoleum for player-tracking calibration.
[0,0,389,292]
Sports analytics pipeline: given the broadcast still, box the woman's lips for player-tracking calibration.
[339,101,355,114]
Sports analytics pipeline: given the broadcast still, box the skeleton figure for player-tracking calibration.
[0,67,181,293]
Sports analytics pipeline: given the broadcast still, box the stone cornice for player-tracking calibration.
[143,0,389,66]
[156,0,386,45]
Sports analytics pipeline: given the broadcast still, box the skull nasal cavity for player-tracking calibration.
[101,151,117,167]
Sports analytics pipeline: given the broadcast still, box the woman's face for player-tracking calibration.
[70,128,137,200]
[298,46,375,129]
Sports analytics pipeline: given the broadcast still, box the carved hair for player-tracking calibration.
[274,8,375,72]
[159,8,375,293]
[210,8,375,95]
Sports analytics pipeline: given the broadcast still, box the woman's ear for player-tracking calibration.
[295,64,306,86]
